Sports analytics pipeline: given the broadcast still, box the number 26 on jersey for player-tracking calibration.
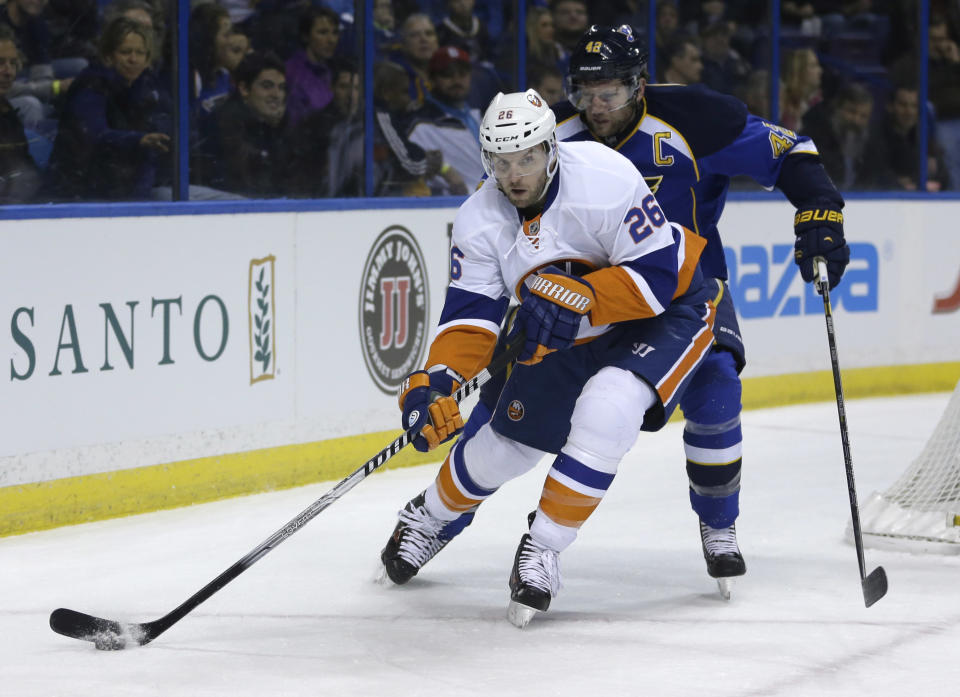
[624,194,667,243]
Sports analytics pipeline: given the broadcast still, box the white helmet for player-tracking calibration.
[478,89,559,194]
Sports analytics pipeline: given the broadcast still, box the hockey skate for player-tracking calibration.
[379,492,474,585]
[700,521,746,600]
[507,533,561,628]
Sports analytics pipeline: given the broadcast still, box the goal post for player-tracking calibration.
[859,380,960,554]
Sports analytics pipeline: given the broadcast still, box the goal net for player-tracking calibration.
[859,380,960,554]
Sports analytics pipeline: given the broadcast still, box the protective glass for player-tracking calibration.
[482,143,551,182]
[565,76,639,113]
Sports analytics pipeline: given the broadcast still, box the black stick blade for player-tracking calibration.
[50,608,151,650]
[862,566,888,608]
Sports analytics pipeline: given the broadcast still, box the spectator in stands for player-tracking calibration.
[660,36,703,85]
[46,0,98,63]
[285,5,340,126]
[289,57,361,197]
[525,6,569,77]
[189,3,234,114]
[224,29,251,73]
[389,13,438,109]
[861,83,951,192]
[925,16,960,190]
[0,26,39,202]
[654,2,683,63]
[373,60,443,196]
[1,0,51,69]
[699,20,749,96]
[779,47,822,132]
[103,0,165,68]
[104,0,154,32]
[407,46,476,194]
[373,0,397,56]
[820,0,883,38]
[550,0,589,54]
[198,51,293,198]
[528,64,565,107]
[800,81,873,190]
[436,0,491,64]
[781,1,822,37]
[44,17,170,201]
[2,0,78,129]
[736,69,784,121]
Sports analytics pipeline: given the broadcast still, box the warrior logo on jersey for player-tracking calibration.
[249,255,276,384]
[359,226,430,395]
[507,399,525,421]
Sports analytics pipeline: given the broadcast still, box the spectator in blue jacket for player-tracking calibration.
[44,16,170,201]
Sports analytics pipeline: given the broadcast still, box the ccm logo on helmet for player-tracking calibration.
[495,135,520,142]
[530,276,593,313]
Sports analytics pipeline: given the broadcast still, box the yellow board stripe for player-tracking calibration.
[2,361,958,538]
[0,431,453,538]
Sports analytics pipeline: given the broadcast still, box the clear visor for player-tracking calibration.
[482,142,551,182]
[565,76,639,113]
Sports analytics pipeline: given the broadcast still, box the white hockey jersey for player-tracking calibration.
[426,140,706,380]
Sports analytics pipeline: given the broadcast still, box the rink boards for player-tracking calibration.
[1,200,958,535]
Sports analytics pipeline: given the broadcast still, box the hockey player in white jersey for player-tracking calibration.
[379,88,717,627]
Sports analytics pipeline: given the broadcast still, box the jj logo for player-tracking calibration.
[379,277,411,349]
[360,226,430,395]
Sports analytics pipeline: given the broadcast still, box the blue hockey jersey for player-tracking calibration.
[553,83,842,280]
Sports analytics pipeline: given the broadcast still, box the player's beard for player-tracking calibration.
[500,170,548,209]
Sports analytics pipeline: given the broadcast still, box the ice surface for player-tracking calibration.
[3,394,959,696]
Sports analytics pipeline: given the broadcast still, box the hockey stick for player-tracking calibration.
[814,258,888,608]
[50,330,526,649]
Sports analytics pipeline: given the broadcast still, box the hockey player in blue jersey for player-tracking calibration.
[379,88,718,626]
[460,24,851,598]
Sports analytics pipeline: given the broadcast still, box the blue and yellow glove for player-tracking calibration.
[793,207,850,290]
[398,369,464,452]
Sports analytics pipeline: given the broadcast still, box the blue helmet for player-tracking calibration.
[566,24,649,108]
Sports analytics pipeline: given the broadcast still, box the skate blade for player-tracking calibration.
[506,601,539,629]
[717,577,735,601]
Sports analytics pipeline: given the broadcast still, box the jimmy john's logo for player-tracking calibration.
[360,226,429,395]
[507,399,524,421]
[249,256,276,384]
